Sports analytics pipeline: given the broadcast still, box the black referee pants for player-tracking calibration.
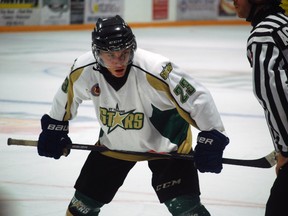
[265,163,288,216]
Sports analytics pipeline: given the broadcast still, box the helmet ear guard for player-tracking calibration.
[91,15,137,67]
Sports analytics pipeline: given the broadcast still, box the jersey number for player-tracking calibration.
[173,78,195,103]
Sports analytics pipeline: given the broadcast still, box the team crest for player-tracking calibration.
[100,104,144,134]
[91,83,101,96]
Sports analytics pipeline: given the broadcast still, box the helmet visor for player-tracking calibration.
[96,47,134,68]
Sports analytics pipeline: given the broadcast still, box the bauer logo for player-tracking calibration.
[197,136,213,145]
[91,83,101,96]
[47,124,68,131]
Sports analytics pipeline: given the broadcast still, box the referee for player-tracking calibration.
[234,0,288,216]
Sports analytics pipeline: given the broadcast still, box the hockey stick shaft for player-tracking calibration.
[7,138,277,168]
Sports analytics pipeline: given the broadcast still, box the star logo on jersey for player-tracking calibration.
[99,104,144,134]
[109,107,130,132]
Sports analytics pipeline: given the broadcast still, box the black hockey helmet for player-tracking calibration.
[92,15,137,67]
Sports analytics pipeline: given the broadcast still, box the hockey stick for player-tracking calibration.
[7,138,277,168]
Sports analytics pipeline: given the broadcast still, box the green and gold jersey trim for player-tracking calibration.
[63,68,84,121]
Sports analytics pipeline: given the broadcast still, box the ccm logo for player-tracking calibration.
[198,137,214,145]
[156,179,181,191]
[47,124,68,131]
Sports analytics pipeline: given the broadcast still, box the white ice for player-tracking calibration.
[0,25,276,216]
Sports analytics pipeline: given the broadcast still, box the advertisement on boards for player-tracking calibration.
[40,0,70,25]
[176,0,219,20]
[0,0,70,26]
[84,0,124,24]
[153,0,168,20]
[70,0,84,24]
[0,0,40,26]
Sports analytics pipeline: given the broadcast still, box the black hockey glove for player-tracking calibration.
[194,130,229,173]
[38,114,72,159]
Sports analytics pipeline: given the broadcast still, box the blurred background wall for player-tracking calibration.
[0,0,238,27]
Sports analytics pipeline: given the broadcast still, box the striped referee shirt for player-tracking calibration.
[247,11,288,156]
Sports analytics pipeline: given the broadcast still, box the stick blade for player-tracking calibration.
[222,151,277,168]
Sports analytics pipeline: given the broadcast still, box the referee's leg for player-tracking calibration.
[265,163,288,216]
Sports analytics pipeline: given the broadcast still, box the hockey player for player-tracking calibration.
[37,15,229,216]
[233,0,288,215]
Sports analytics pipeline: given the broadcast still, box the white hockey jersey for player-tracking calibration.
[49,48,225,161]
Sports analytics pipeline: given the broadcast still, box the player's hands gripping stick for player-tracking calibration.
[194,130,229,173]
[38,114,72,159]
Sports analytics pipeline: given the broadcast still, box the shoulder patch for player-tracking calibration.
[160,62,173,80]
[91,83,101,96]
